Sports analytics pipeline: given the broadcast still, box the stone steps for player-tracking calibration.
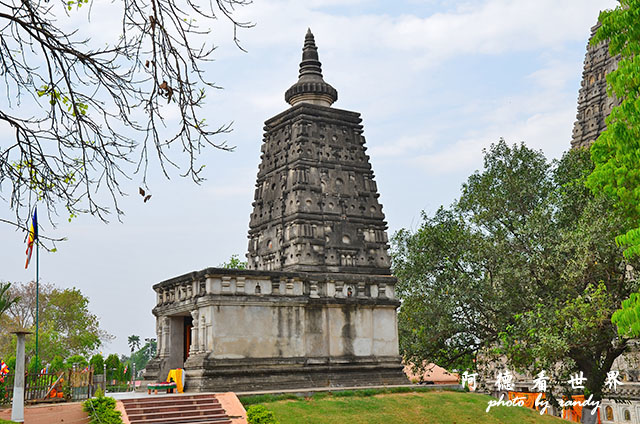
[121,394,232,424]
[122,396,221,410]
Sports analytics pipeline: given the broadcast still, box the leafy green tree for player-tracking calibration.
[219,254,247,270]
[50,355,65,373]
[586,0,640,339]
[90,354,105,375]
[40,288,108,356]
[392,141,638,404]
[0,283,112,363]
[105,354,120,382]
[128,339,157,375]
[65,354,88,370]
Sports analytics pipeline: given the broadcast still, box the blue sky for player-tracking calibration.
[0,0,618,355]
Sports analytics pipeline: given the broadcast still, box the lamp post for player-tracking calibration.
[11,330,32,423]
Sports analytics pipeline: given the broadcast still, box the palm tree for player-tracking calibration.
[128,335,141,354]
[0,282,19,317]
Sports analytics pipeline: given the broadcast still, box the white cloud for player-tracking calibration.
[234,0,617,69]
[369,134,435,158]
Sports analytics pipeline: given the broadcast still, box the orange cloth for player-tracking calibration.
[561,395,601,424]
[507,391,545,411]
[562,395,583,423]
[166,369,184,393]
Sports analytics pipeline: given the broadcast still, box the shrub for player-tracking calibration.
[0,379,9,406]
[83,388,123,424]
[246,405,279,424]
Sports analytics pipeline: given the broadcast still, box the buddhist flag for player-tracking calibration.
[0,360,8,375]
[25,207,38,269]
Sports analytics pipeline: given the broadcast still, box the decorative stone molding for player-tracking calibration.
[309,280,319,298]
[221,276,232,293]
[378,283,387,299]
[199,313,207,353]
[236,277,246,294]
[190,309,199,355]
[161,316,170,357]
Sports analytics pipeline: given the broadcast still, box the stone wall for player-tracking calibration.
[143,267,407,391]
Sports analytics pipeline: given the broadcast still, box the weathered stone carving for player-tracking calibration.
[143,29,407,392]
[190,309,199,355]
[246,31,391,276]
[571,22,620,149]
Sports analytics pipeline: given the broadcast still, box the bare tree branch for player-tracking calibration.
[0,0,253,233]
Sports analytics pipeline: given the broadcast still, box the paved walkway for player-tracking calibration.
[0,401,89,424]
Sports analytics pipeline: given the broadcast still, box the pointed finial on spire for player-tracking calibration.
[285,28,338,107]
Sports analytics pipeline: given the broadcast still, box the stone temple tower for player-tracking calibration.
[247,29,391,276]
[571,22,620,149]
[144,30,407,392]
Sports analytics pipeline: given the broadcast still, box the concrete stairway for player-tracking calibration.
[121,394,232,424]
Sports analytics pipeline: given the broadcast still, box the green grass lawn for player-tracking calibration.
[248,390,564,424]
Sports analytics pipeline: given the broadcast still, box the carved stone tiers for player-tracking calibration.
[571,22,620,149]
[248,67,391,275]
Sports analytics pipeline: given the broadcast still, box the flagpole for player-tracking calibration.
[35,224,39,371]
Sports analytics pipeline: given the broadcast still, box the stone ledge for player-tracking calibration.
[184,355,408,392]
[153,295,400,314]
[154,268,396,290]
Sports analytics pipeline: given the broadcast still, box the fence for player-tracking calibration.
[0,368,95,404]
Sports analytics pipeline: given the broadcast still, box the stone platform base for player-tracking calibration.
[182,355,408,392]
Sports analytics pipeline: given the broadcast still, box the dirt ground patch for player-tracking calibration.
[0,402,89,424]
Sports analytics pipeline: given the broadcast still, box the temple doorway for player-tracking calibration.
[183,316,193,363]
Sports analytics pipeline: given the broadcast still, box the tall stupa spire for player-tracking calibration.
[570,21,620,149]
[248,30,391,275]
[284,29,338,107]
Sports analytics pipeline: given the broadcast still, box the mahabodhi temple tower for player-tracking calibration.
[144,30,408,391]
[246,29,391,276]
[570,21,620,149]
